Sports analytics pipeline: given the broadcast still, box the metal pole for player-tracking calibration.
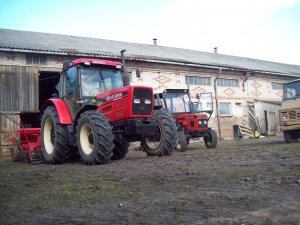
[214,68,222,141]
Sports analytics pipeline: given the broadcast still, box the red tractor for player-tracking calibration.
[154,89,217,151]
[12,52,177,164]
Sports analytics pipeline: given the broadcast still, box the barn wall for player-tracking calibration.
[0,113,20,158]
[0,65,39,112]
[130,68,288,140]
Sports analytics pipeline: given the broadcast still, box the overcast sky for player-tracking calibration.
[0,0,299,65]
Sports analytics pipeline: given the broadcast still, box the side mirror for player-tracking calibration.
[135,69,141,78]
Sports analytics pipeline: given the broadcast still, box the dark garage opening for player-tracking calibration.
[20,71,60,128]
[39,71,60,109]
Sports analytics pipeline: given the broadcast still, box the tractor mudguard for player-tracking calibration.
[42,99,73,124]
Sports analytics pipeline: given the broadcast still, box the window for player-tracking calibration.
[63,67,77,96]
[193,102,202,112]
[26,54,46,65]
[206,102,213,110]
[165,92,191,113]
[220,102,231,115]
[282,81,300,100]
[271,82,283,90]
[185,76,211,85]
[80,68,123,97]
[217,78,239,87]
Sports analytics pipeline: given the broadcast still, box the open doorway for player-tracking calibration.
[19,71,60,128]
[39,71,60,109]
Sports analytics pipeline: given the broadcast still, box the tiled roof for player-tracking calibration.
[0,28,299,76]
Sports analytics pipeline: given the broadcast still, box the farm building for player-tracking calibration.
[1,28,300,156]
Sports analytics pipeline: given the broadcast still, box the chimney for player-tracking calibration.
[214,47,218,54]
[153,38,158,46]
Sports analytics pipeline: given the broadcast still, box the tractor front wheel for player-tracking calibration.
[204,129,218,149]
[175,131,188,152]
[77,111,114,165]
[41,106,70,164]
[141,110,177,156]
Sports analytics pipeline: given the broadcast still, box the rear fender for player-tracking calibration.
[41,99,73,124]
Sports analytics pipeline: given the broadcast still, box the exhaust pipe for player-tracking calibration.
[121,49,126,73]
[120,49,130,85]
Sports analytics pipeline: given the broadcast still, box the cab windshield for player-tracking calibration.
[80,68,123,97]
[283,80,300,101]
[165,92,191,113]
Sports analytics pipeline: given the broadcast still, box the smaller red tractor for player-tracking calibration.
[154,89,217,151]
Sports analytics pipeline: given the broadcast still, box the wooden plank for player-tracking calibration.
[0,65,39,112]
[239,124,253,136]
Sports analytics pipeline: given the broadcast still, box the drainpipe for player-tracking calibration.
[214,68,222,141]
[242,71,252,92]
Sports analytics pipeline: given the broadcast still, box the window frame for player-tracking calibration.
[271,82,283,90]
[185,76,211,86]
[219,102,232,116]
[26,54,47,65]
[216,78,239,87]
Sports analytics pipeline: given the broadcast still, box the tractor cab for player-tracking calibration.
[54,59,126,114]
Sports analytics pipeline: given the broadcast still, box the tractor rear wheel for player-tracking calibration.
[204,129,218,149]
[77,111,114,165]
[41,106,70,164]
[175,131,188,152]
[141,110,177,156]
[111,136,129,160]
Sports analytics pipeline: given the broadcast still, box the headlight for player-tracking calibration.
[281,113,289,121]
[198,120,208,125]
[134,99,141,104]
[144,99,151,104]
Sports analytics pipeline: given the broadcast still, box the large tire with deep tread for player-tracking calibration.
[283,131,298,143]
[77,111,114,165]
[141,110,177,156]
[204,129,218,149]
[175,131,188,152]
[41,106,70,164]
[111,137,129,160]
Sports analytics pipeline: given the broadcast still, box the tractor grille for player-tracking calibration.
[198,120,208,128]
[132,88,153,115]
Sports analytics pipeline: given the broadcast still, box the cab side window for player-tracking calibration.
[63,67,77,96]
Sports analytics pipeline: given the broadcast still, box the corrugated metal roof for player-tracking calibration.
[0,28,299,76]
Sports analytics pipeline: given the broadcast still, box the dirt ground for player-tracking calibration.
[0,136,299,225]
